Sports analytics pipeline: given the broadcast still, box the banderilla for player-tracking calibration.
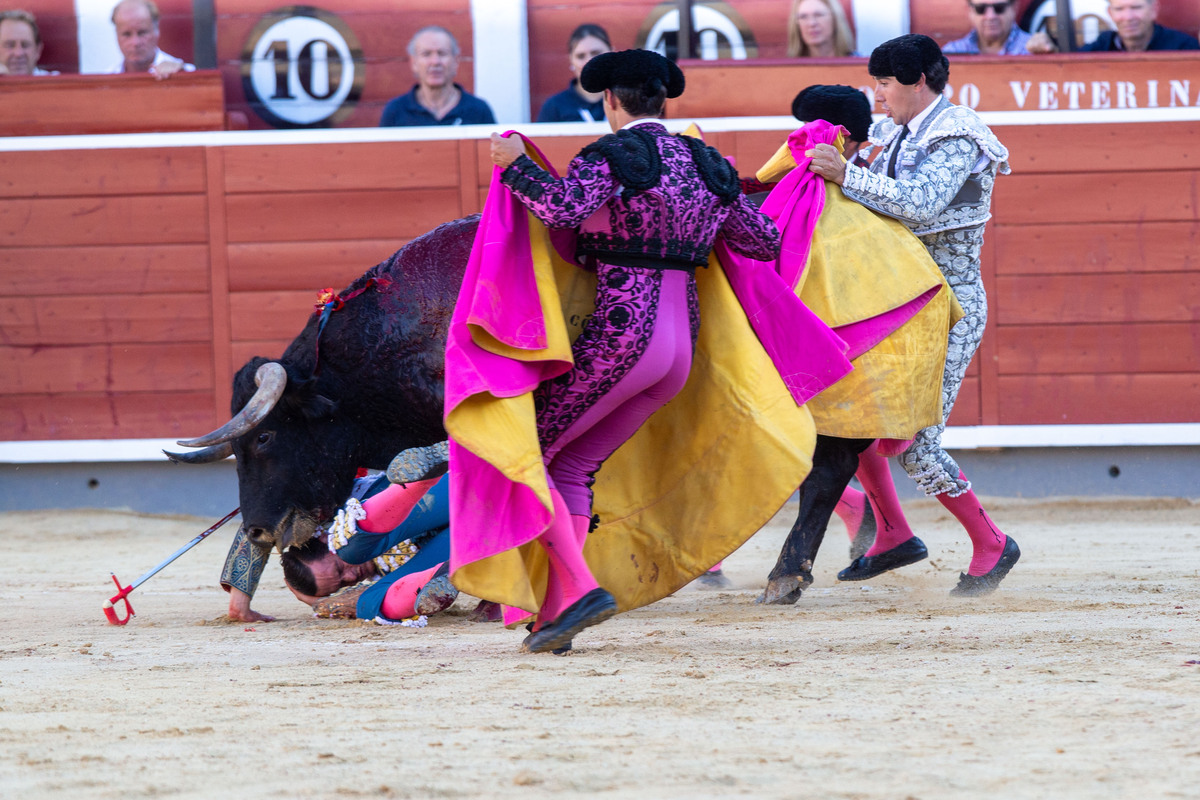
[103,507,241,625]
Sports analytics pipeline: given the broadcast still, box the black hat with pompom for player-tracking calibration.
[867,34,948,87]
[791,84,872,142]
[581,49,685,98]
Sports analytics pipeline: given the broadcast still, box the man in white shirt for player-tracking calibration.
[107,0,194,79]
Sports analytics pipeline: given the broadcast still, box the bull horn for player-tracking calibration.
[176,362,288,447]
[163,443,234,464]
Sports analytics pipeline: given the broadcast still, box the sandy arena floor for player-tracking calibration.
[2,496,1199,799]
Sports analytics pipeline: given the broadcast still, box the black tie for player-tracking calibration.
[886,126,909,179]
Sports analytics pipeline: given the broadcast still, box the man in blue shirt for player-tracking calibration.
[380,26,496,127]
[1082,0,1199,51]
[943,1,1033,55]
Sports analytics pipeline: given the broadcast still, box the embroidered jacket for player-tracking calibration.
[841,96,1010,239]
[501,122,780,267]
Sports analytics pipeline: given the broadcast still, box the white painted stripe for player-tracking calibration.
[3,425,1198,464]
[4,106,1198,152]
[850,0,909,57]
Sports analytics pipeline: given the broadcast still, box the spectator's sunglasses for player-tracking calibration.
[970,2,1011,13]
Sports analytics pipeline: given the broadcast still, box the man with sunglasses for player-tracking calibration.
[943,1,1033,55]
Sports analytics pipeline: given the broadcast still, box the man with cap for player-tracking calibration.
[488,49,782,652]
[807,34,1021,597]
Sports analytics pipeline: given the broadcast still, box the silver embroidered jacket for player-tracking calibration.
[841,96,1010,239]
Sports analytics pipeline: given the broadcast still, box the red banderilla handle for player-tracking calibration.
[103,574,135,625]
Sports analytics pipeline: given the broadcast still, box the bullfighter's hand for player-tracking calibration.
[806,143,847,185]
[150,59,185,80]
[490,133,525,168]
[227,587,275,623]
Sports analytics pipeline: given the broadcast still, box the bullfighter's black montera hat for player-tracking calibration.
[867,34,948,86]
[791,84,873,142]
[581,49,686,98]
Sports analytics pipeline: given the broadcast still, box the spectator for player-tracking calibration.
[0,9,57,75]
[943,1,1033,55]
[380,25,496,126]
[1080,0,1199,51]
[536,23,612,123]
[107,0,195,79]
[787,0,858,58]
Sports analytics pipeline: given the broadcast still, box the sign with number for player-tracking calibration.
[240,6,364,127]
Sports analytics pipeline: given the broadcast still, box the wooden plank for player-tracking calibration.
[730,130,789,179]
[0,245,211,295]
[223,188,461,243]
[206,147,234,422]
[231,340,293,370]
[2,343,213,394]
[0,72,226,136]
[0,148,208,198]
[458,139,481,217]
[226,240,404,292]
[996,322,1200,375]
[222,141,462,193]
[0,195,209,247]
[1,392,217,441]
[997,374,1200,425]
[992,122,1200,175]
[947,375,981,427]
[996,273,1200,325]
[978,231,1000,426]
[228,291,315,342]
[992,222,1200,276]
[993,171,1199,225]
[0,294,211,345]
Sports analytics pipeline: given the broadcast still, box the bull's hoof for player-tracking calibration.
[754,575,809,605]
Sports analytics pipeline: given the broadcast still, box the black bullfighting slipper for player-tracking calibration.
[848,502,878,562]
[523,588,617,654]
[522,623,572,655]
[387,441,449,485]
[837,536,928,582]
[414,564,458,616]
[694,568,733,590]
[949,536,1021,598]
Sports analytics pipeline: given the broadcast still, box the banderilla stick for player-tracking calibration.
[103,507,241,625]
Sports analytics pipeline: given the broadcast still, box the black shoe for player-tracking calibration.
[414,565,458,616]
[950,536,1021,597]
[521,624,573,655]
[694,568,732,590]
[848,502,878,562]
[524,588,617,654]
[387,441,449,485]
[837,536,928,582]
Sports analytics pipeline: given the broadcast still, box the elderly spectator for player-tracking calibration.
[944,1,1033,55]
[1081,0,1198,51]
[787,0,858,58]
[380,26,496,126]
[537,23,613,123]
[0,9,57,75]
[107,0,194,78]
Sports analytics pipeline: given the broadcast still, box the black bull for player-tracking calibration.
[169,214,865,601]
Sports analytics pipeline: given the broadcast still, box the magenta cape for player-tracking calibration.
[444,132,851,615]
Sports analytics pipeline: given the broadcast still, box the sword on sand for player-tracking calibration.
[103,508,241,625]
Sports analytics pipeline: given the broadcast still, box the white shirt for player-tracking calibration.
[106,49,195,74]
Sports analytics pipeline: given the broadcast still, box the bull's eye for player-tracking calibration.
[256,431,273,446]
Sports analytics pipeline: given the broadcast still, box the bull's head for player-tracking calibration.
[166,360,360,551]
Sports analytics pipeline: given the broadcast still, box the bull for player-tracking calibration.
[168,215,479,551]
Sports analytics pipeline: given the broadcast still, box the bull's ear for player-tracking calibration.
[298,393,337,420]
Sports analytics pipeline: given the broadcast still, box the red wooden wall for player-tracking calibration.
[2,114,1198,442]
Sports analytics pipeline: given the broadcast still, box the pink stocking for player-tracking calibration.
[937,472,1007,575]
[857,444,916,557]
[834,487,867,542]
[358,479,439,533]
[537,489,599,625]
[380,563,442,619]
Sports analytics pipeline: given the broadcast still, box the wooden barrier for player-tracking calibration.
[0,72,228,137]
[1,109,1198,442]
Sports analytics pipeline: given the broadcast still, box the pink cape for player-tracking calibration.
[445,132,851,597]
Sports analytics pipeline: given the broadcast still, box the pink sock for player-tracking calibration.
[380,563,442,619]
[358,479,439,532]
[570,515,592,547]
[834,487,867,543]
[937,472,1006,576]
[708,560,724,573]
[857,445,916,557]
[538,489,600,622]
